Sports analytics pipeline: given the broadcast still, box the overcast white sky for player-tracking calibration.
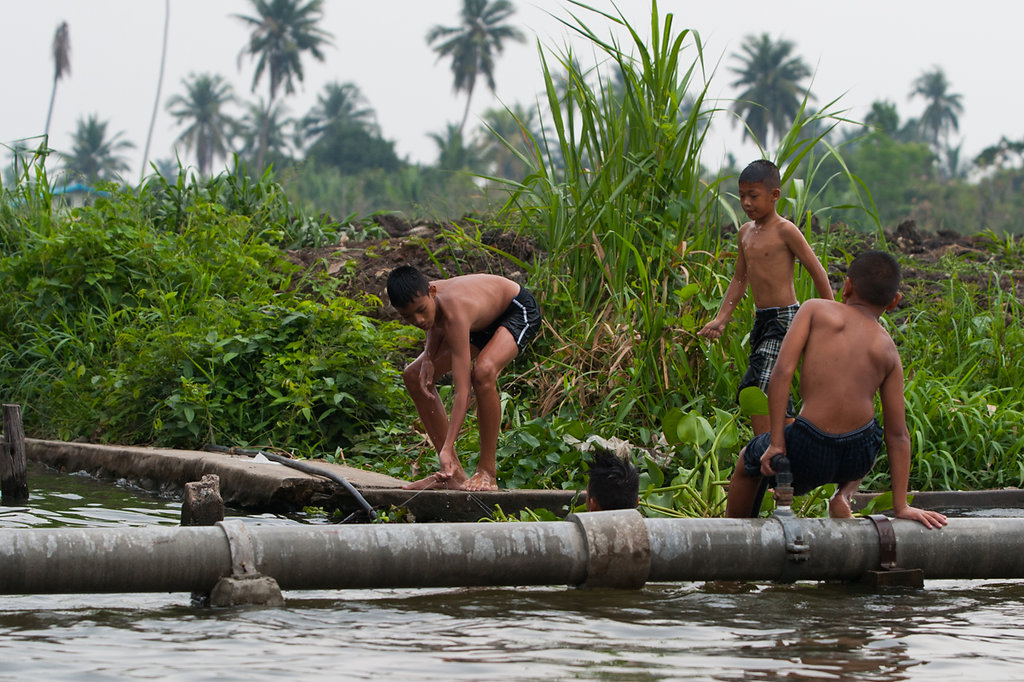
[2,1,1015,181]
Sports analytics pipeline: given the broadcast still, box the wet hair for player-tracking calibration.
[738,159,781,191]
[386,266,430,308]
[586,448,639,511]
[847,250,901,306]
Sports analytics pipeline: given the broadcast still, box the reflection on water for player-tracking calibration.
[3,463,1024,680]
[3,582,1024,680]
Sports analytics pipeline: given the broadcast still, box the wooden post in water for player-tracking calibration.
[1,404,29,505]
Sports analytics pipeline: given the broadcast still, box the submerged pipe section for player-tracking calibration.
[1,512,1023,595]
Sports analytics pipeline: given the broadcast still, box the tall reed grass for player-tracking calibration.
[497,1,868,434]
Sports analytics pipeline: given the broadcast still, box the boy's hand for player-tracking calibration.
[418,358,435,393]
[895,506,948,529]
[698,319,726,340]
[760,444,785,476]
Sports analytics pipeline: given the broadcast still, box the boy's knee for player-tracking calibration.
[402,364,422,393]
[471,361,499,388]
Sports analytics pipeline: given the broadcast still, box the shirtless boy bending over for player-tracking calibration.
[386,266,541,491]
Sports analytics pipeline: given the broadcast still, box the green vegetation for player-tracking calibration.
[3,2,1022,521]
[0,160,411,455]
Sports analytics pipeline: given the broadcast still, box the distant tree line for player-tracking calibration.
[10,0,1024,233]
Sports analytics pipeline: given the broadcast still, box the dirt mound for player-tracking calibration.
[285,219,539,319]
[284,217,1022,318]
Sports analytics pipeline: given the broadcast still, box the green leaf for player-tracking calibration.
[661,407,684,445]
[678,411,714,447]
[739,386,769,416]
[675,282,700,301]
[642,455,665,488]
[519,431,541,448]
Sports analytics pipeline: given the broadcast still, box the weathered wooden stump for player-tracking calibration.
[1,404,29,505]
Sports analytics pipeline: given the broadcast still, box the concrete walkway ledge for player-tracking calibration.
[25,439,582,522]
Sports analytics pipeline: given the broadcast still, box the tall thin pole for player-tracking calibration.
[140,0,170,183]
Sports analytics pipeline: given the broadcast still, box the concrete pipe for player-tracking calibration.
[1,512,1023,596]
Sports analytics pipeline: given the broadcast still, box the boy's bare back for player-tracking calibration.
[782,297,901,434]
[431,273,520,333]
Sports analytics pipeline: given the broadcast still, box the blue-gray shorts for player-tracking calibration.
[742,416,883,510]
[469,288,542,353]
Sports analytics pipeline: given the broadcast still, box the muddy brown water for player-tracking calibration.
[2,463,1023,680]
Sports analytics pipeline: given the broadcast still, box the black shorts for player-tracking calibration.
[742,416,883,512]
[469,288,542,353]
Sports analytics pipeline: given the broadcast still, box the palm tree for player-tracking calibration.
[426,0,526,135]
[864,100,900,137]
[909,66,963,151]
[61,114,135,184]
[478,103,537,180]
[729,34,812,147]
[235,0,334,172]
[299,81,378,149]
[44,21,71,142]
[140,0,170,181]
[429,122,484,171]
[234,98,295,170]
[167,73,236,176]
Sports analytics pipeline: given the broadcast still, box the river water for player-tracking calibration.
[3,464,1023,680]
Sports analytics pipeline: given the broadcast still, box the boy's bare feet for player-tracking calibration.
[461,471,498,491]
[828,494,853,519]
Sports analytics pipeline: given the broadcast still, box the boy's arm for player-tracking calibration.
[781,224,834,300]
[418,327,446,393]
[759,305,811,475]
[439,315,473,465]
[880,359,947,529]
[698,235,749,340]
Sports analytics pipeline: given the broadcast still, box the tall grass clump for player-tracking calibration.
[881,269,1024,490]
[497,1,870,437]
[498,1,723,431]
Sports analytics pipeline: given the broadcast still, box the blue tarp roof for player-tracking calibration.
[52,183,109,196]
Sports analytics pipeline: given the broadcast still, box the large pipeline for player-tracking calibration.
[1,512,1022,597]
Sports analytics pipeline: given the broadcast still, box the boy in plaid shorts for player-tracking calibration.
[698,159,833,435]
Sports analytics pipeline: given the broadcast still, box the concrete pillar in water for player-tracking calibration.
[181,474,225,527]
[179,474,282,607]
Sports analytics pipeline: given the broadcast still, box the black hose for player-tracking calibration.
[204,445,377,522]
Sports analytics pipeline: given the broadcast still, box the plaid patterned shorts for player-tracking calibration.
[738,304,799,389]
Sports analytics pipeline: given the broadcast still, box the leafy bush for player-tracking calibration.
[0,172,412,455]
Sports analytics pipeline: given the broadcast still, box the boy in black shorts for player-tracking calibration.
[725,251,947,529]
[386,266,541,491]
